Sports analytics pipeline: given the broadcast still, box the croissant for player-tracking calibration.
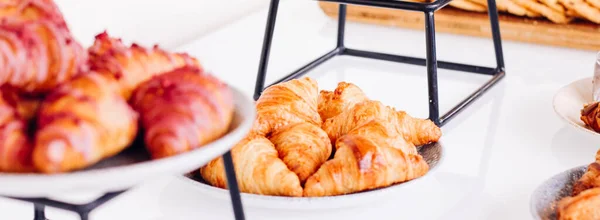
[581,102,600,132]
[572,149,600,196]
[557,187,600,220]
[88,32,200,99]
[130,66,234,159]
[0,89,34,172]
[200,135,303,196]
[0,0,67,23]
[346,119,417,155]
[573,162,600,196]
[303,126,429,197]
[322,100,441,146]
[33,72,138,173]
[0,85,41,121]
[0,18,87,93]
[318,82,368,121]
[269,122,332,184]
[252,77,321,136]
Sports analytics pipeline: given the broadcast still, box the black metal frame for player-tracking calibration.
[3,190,125,220]
[229,0,506,219]
[2,0,505,219]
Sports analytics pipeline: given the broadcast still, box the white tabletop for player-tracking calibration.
[1,1,599,219]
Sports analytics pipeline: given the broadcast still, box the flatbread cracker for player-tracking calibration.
[449,0,488,12]
[467,0,509,11]
[513,0,572,23]
[559,0,600,23]
[566,8,586,18]
[505,0,543,16]
[585,0,600,9]
[539,0,566,12]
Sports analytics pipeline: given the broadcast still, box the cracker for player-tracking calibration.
[505,0,543,16]
[559,0,600,23]
[449,0,488,12]
[585,0,600,9]
[513,0,572,22]
[566,8,586,18]
[539,0,566,12]
[467,0,509,11]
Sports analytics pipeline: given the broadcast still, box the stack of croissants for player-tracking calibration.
[200,77,442,197]
[0,0,234,173]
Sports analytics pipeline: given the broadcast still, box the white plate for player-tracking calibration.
[180,141,444,210]
[530,165,587,220]
[0,86,256,198]
[553,77,600,137]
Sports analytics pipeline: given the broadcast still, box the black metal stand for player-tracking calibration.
[223,0,506,219]
[4,190,125,220]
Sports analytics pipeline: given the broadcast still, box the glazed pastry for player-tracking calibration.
[0,90,34,172]
[252,77,321,136]
[0,0,67,23]
[322,100,441,146]
[318,82,368,121]
[33,72,138,173]
[581,102,600,132]
[0,86,42,121]
[557,187,600,220]
[0,14,87,93]
[346,119,417,155]
[269,122,332,184]
[130,67,234,159]
[88,32,200,99]
[303,128,429,197]
[200,135,303,196]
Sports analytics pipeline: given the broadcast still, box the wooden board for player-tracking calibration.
[319,2,600,51]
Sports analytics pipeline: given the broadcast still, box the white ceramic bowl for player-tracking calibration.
[0,86,255,198]
[181,141,444,210]
[530,165,587,220]
[553,77,600,137]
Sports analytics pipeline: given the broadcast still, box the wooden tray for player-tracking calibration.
[319,2,600,51]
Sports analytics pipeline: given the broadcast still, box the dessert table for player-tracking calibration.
[0,0,598,219]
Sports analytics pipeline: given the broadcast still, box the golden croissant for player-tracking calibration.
[572,149,600,196]
[0,88,34,172]
[88,32,201,99]
[33,72,138,173]
[269,122,332,184]
[318,82,368,121]
[130,66,234,159]
[303,125,429,197]
[0,2,87,94]
[252,77,322,136]
[557,187,600,220]
[322,100,441,146]
[200,135,303,196]
[346,119,417,155]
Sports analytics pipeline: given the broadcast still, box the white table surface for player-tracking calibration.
[1,0,599,219]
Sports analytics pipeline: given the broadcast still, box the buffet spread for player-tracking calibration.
[2,0,600,220]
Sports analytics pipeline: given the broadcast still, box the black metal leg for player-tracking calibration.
[486,0,505,71]
[222,152,245,220]
[337,4,347,49]
[79,212,89,220]
[254,0,281,100]
[424,11,440,125]
[33,204,46,220]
